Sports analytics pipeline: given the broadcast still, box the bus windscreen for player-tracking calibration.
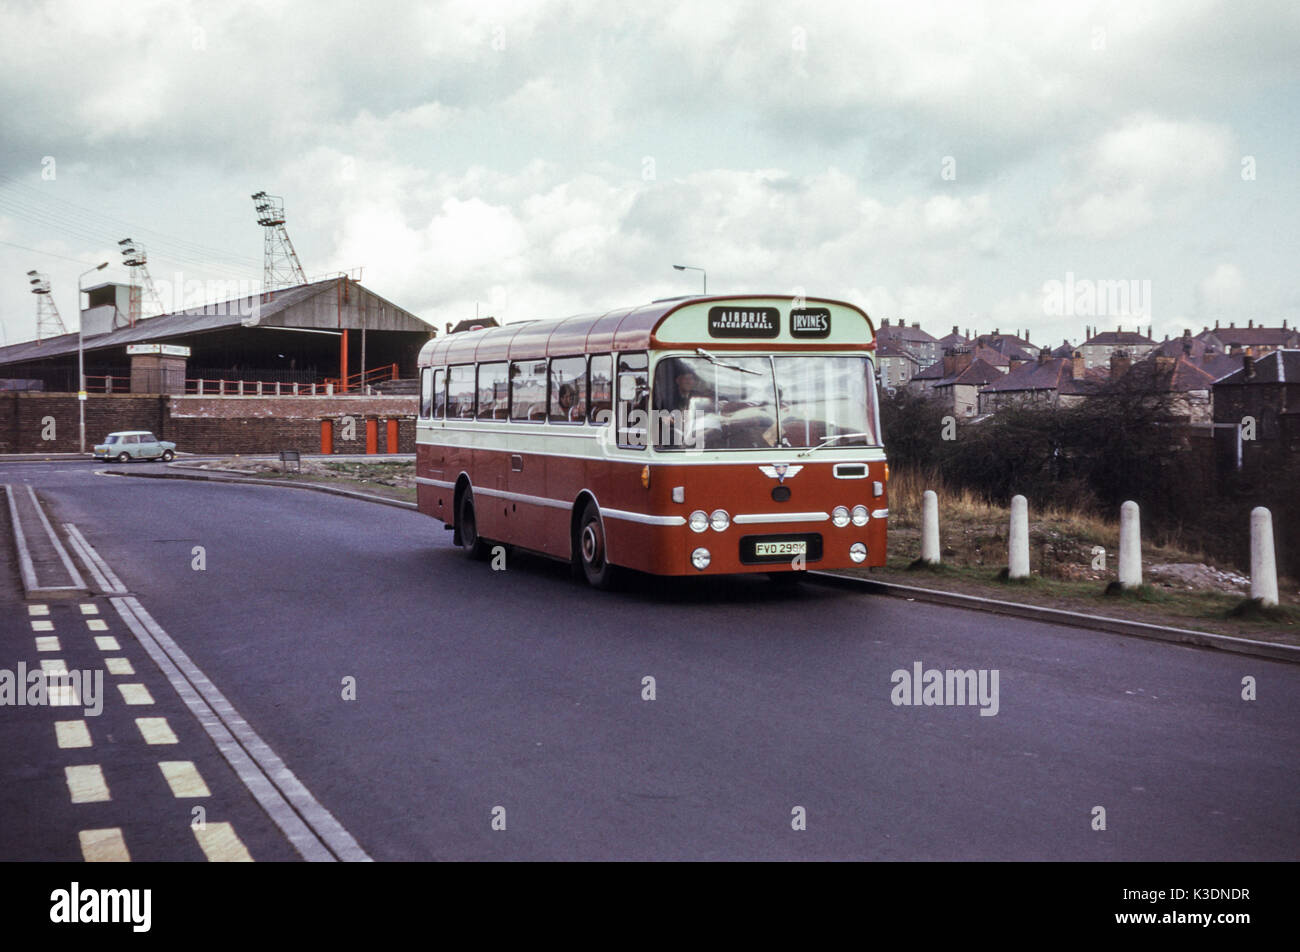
[651,355,877,450]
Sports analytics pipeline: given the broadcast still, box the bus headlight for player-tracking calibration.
[691,547,711,570]
[850,542,867,563]
[710,509,730,532]
[832,506,850,528]
[689,510,709,533]
[851,505,869,526]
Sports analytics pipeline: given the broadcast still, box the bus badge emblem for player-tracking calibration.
[760,464,802,484]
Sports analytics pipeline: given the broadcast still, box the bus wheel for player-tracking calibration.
[576,501,617,589]
[458,488,490,560]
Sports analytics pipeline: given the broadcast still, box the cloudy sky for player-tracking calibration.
[1,0,1296,349]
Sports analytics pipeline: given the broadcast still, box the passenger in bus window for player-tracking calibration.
[673,366,708,410]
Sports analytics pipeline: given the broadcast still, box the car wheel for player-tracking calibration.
[161,450,174,462]
[575,500,618,590]
[115,452,130,463]
[457,488,490,560]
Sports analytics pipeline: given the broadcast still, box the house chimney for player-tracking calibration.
[952,325,960,336]
[1037,350,1049,365]
[1154,354,1175,377]
[1244,354,1255,380]
[1248,319,1254,328]
[955,349,973,373]
[881,318,890,328]
[1229,321,1235,328]
[1215,320,1220,329]
[912,321,920,329]
[943,352,956,376]
[1072,350,1085,379]
[1109,350,1132,380]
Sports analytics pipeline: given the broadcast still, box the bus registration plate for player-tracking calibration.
[755,541,806,558]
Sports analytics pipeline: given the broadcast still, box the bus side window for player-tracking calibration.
[433,369,446,418]
[616,352,648,448]
[477,362,509,421]
[510,360,547,422]
[419,368,433,419]
[549,356,587,422]
[447,365,474,418]
[588,354,612,425]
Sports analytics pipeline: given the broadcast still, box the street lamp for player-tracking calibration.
[77,262,109,454]
[672,264,706,294]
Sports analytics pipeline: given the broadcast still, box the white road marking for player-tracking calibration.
[79,828,130,862]
[64,523,127,594]
[65,765,111,803]
[194,822,254,862]
[111,596,370,862]
[159,761,211,798]
[135,717,178,745]
[55,720,93,749]
[117,683,154,705]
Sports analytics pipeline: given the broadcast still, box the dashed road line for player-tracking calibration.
[117,683,154,705]
[159,761,211,798]
[79,828,130,862]
[31,619,53,632]
[86,619,108,631]
[65,765,111,803]
[80,604,99,615]
[105,657,134,675]
[193,822,254,862]
[28,604,49,616]
[135,717,178,745]
[35,636,60,651]
[55,720,93,749]
[94,636,121,651]
[110,595,370,861]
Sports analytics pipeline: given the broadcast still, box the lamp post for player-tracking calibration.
[672,264,706,294]
[77,262,109,454]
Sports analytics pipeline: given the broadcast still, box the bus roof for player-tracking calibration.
[418,294,874,367]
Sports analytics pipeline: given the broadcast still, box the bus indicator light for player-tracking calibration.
[672,486,685,503]
[641,465,651,489]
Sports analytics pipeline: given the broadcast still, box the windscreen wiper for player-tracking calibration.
[694,348,762,375]
[796,432,873,457]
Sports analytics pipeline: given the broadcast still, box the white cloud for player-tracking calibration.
[1048,114,1234,237]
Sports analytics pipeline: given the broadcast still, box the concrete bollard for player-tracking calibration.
[921,490,940,564]
[1009,494,1030,579]
[1251,507,1279,607]
[1118,500,1142,589]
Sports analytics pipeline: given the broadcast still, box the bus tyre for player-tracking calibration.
[576,502,617,590]
[458,489,490,560]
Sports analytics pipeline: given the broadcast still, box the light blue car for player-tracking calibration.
[93,430,177,463]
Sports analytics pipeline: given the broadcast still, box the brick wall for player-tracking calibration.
[0,393,166,453]
[0,392,416,455]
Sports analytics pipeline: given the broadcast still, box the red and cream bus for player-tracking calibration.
[415,295,888,587]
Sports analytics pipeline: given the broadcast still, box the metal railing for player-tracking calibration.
[324,363,399,393]
[185,378,336,396]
